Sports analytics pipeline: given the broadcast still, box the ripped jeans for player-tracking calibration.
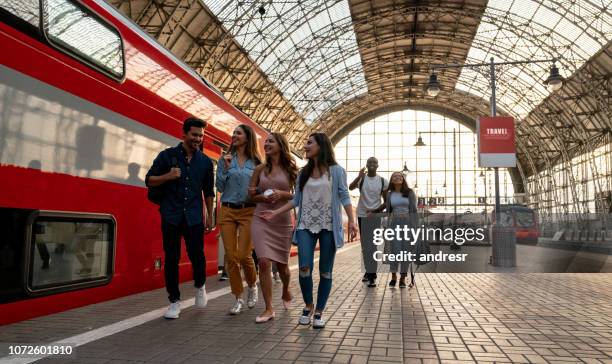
[296,229,336,312]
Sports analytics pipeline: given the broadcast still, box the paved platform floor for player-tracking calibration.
[1,243,611,364]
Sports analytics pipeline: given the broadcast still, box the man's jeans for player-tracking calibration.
[162,218,205,303]
[358,216,381,279]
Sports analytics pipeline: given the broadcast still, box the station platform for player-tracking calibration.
[1,243,611,364]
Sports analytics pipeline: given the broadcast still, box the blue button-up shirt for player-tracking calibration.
[216,153,256,204]
[146,143,214,226]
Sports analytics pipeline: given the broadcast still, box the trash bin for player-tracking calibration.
[491,225,516,267]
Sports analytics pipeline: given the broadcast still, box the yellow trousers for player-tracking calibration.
[219,205,257,296]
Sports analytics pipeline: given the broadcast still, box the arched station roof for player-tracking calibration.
[110,0,611,179]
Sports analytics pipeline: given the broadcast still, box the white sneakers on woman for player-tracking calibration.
[312,314,325,329]
[229,284,258,314]
[299,308,312,325]
[298,308,325,328]
[247,284,258,308]
[229,298,245,315]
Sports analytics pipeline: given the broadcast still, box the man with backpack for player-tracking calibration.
[349,157,388,287]
[145,117,215,319]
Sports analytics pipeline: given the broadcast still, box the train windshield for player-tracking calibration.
[515,211,536,227]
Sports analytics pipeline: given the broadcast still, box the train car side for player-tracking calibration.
[0,0,266,324]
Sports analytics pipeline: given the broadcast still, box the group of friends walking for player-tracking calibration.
[146,117,417,328]
[352,159,419,289]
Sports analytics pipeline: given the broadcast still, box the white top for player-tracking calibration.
[357,175,389,217]
[298,173,333,233]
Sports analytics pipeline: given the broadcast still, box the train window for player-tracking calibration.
[42,0,124,80]
[25,211,115,296]
[0,0,39,26]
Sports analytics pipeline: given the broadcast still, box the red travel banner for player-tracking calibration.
[477,116,516,167]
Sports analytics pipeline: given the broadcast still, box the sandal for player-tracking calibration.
[282,298,293,310]
[282,292,293,310]
[255,312,275,323]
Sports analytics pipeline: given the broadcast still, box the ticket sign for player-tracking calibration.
[477,116,516,167]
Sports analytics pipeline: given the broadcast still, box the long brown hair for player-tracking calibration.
[389,171,413,198]
[264,133,298,188]
[298,132,337,191]
[229,124,262,165]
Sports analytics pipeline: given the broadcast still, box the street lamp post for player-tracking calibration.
[415,129,465,249]
[479,169,488,225]
[425,57,563,223]
[425,57,563,265]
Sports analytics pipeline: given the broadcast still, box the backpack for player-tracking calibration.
[359,175,386,195]
[147,151,179,205]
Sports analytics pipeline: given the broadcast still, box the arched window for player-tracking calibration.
[335,109,515,213]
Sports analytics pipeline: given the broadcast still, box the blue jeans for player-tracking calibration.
[296,229,336,311]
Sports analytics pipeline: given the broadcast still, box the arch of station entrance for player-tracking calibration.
[328,102,525,194]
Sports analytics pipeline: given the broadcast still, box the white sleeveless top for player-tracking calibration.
[298,173,333,233]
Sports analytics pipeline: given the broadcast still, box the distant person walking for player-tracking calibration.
[217,124,262,315]
[376,172,417,289]
[249,132,297,323]
[146,117,214,319]
[349,157,388,287]
[261,133,358,329]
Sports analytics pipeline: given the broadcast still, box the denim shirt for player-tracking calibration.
[216,153,257,204]
[292,165,352,248]
[146,143,214,227]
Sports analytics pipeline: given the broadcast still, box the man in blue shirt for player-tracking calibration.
[146,117,214,319]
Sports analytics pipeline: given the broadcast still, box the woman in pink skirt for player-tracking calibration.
[249,132,298,323]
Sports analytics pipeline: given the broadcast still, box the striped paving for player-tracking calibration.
[1,244,611,363]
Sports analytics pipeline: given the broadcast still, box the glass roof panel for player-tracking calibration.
[203,0,229,14]
[456,0,611,120]
[203,0,609,128]
[203,0,364,124]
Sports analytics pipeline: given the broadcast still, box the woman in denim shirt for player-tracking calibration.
[216,124,262,315]
[261,133,358,329]
[383,172,417,288]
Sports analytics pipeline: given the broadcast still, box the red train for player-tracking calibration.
[491,204,540,244]
[0,0,268,324]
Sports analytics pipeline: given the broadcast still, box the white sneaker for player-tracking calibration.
[229,298,244,315]
[313,313,325,329]
[195,286,207,308]
[164,302,180,319]
[298,308,312,325]
[247,285,258,308]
